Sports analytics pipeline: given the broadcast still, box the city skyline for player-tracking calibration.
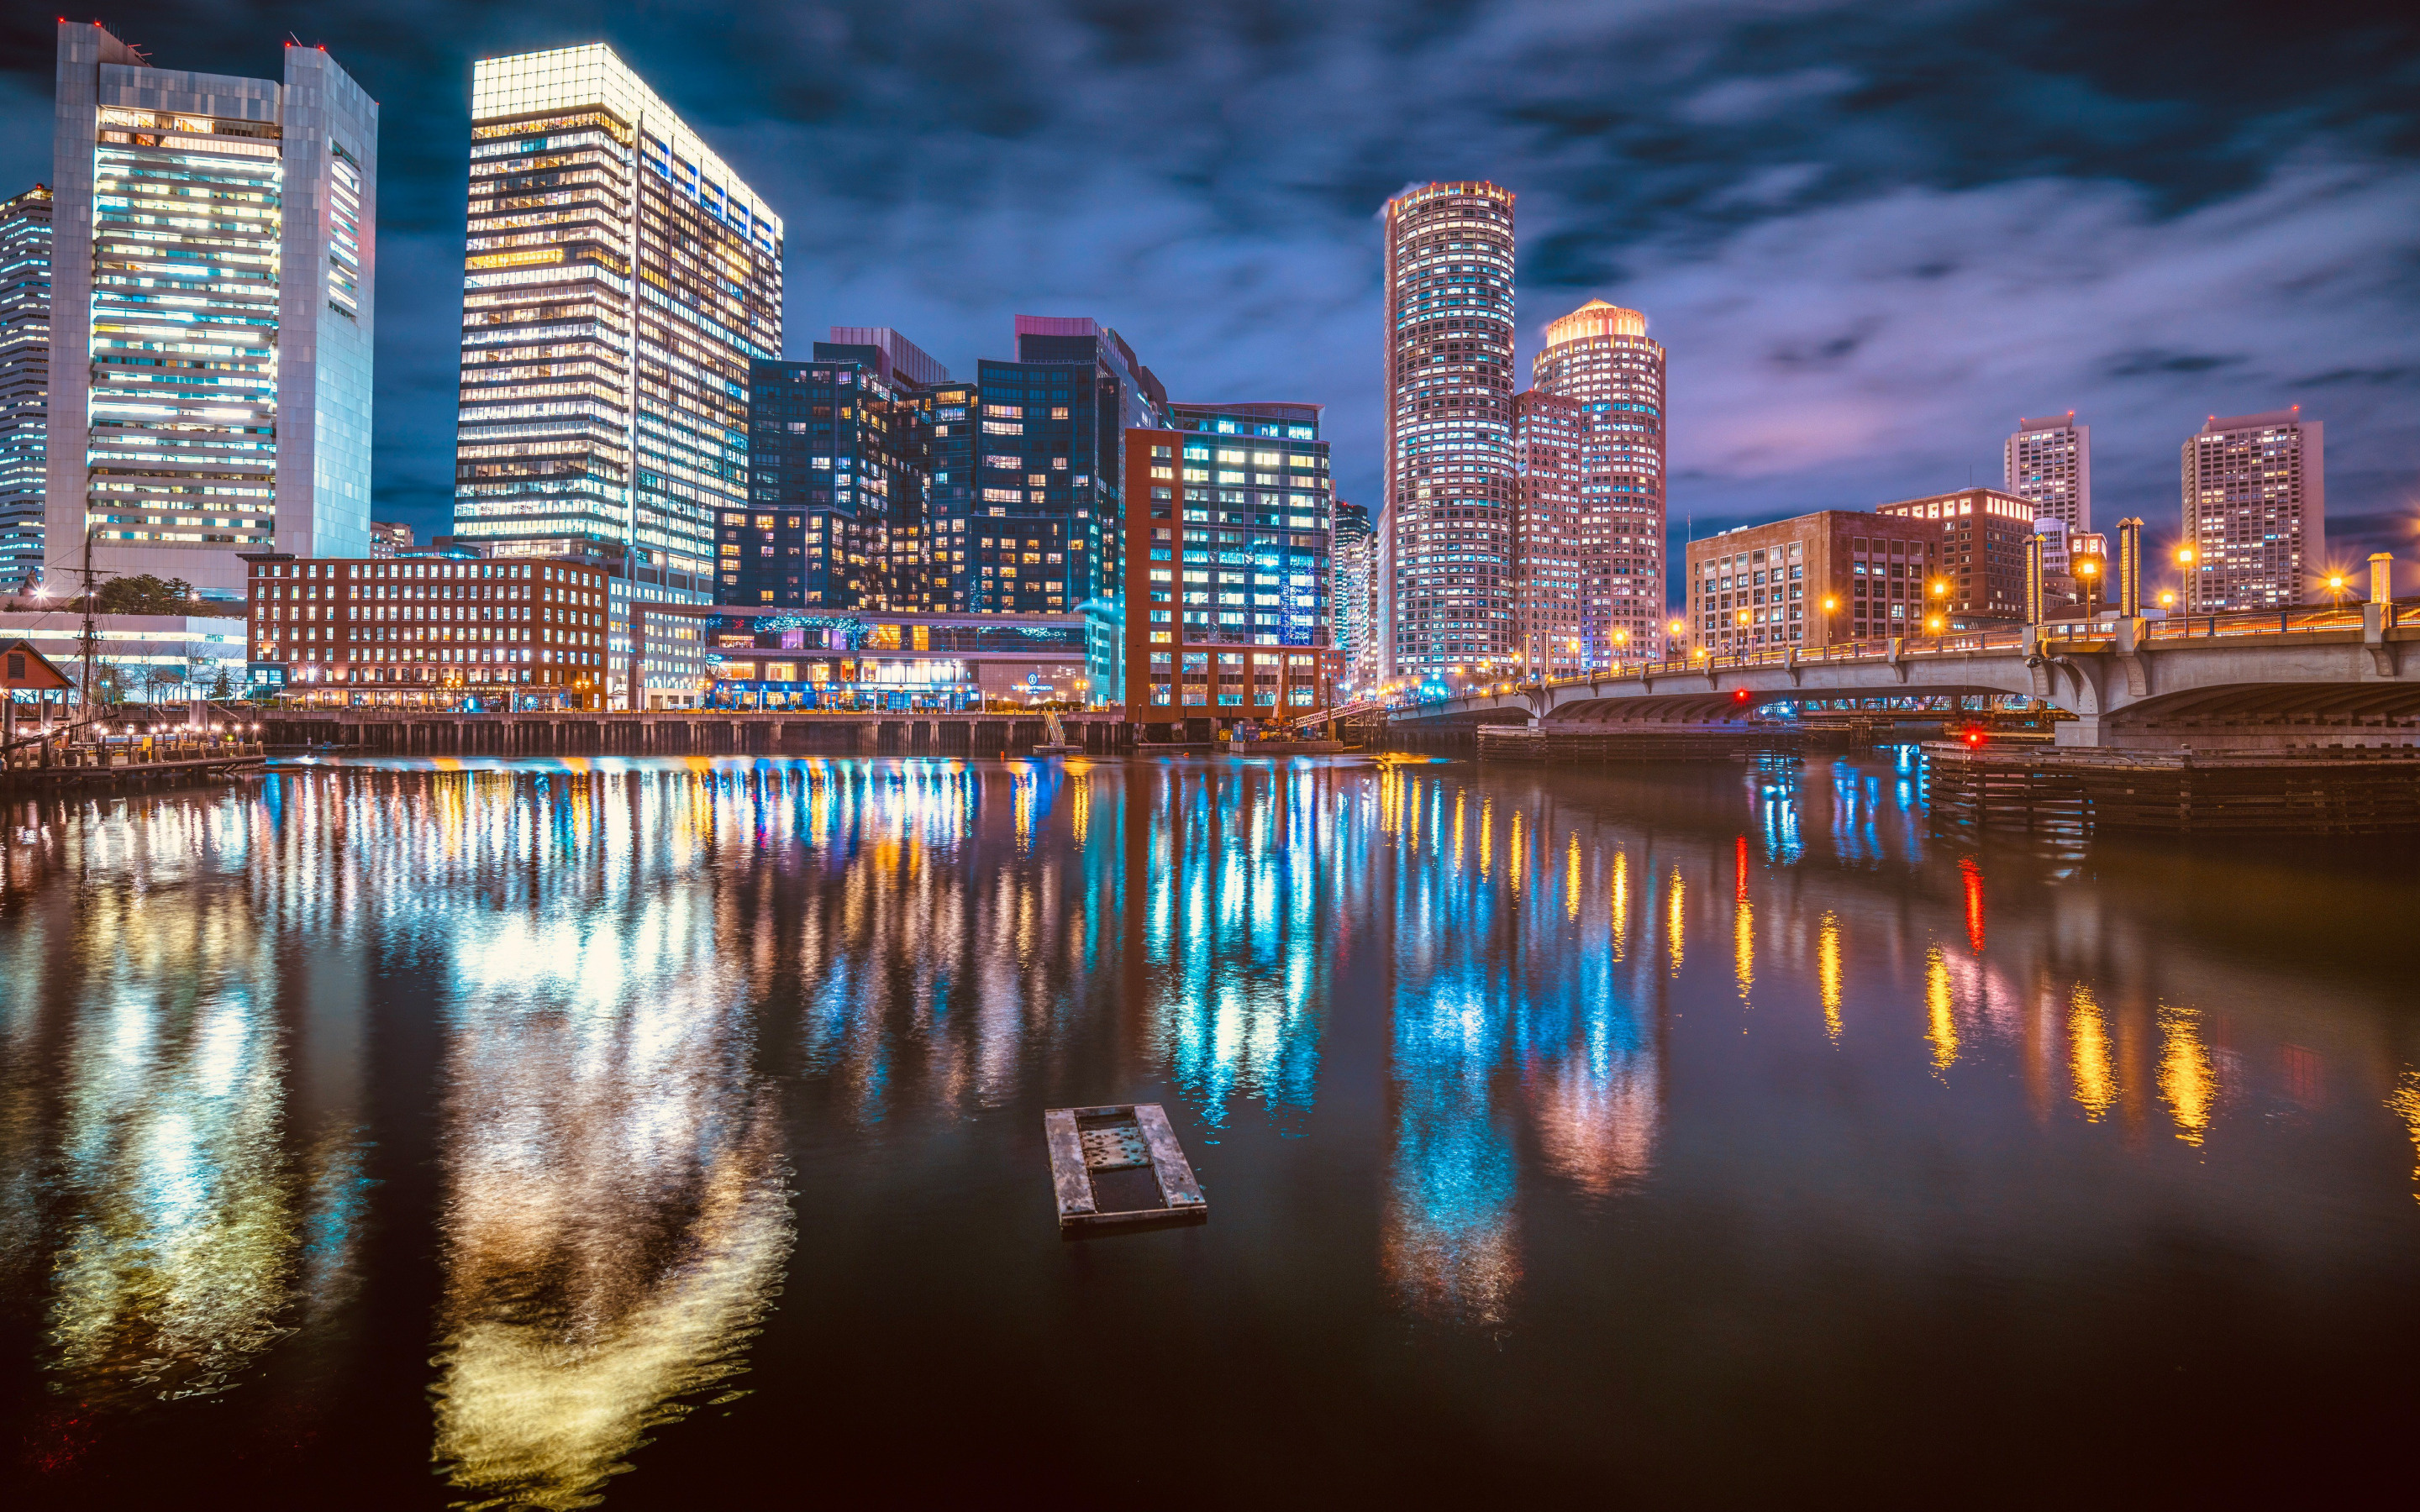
[0,3,2412,600]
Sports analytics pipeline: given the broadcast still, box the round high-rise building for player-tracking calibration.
[1381,181,1516,684]
[1531,299,1666,663]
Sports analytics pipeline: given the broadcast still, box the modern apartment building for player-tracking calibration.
[2005,413,2091,547]
[1511,390,1590,677]
[449,45,776,603]
[369,520,413,557]
[1381,181,1517,680]
[1872,487,2034,625]
[2181,408,2324,611]
[732,335,940,611]
[1686,512,1944,654]
[1122,408,1339,722]
[0,186,50,593]
[1528,299,1667,662]
[46,23,377,597]
[924,315,1165,695]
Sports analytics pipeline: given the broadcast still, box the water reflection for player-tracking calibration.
[3,752,2419,1502]
[2391,1073,2420,1204]
[418,769,792,1509]
[1372,764,1671,1326]
[2071,985,2118,1121]
[0,793,367,1410]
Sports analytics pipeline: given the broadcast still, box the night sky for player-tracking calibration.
[5,1,2416,597]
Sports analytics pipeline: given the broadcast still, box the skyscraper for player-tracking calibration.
[1528,299,1666,664]
[2005,413,2090,532]
[45,22,376,597]
[1511,390,1588,676]
[0,185,50,594]
[2182,408,2325,612]
[1382,181,1516,683]
[2005,412,2090,576]
[450,45,781,595]
[1331,499,1374,696]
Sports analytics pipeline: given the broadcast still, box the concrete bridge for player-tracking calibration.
[1368,606,2420,751]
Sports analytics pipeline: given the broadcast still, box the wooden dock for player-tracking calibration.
[1476,722,1809,763]
[1,736,268,794]
[1044,1103,1207,1234]
[1925,742,2420,832]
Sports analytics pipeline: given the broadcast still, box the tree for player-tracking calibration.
[208,665,234,701]
[91,575,197,615]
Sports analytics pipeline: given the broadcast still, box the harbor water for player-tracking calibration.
[3,752,2416,1506]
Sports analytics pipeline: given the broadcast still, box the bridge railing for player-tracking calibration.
[1370,601,2414,715]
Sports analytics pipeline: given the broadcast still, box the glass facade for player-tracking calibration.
[45,24,378,596]
[0,186,48,593]
[923,316,1165,696]
[732,344,935,610]
[700,612,1091,711]
[1332,499,1374,696]
[1511,391,1590,676]
[451,45,781,585]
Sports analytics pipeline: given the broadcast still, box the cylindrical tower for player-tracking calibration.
[1381,181,1515,685]
[1531,300,1666,666]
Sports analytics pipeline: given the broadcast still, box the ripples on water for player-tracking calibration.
[2,752,2417,1504]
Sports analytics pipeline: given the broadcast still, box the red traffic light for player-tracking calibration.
[1732,689,1749,703]
[1962,726,1986,747]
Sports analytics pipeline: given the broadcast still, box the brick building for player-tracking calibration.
[1685,512,1945,654]
[245,552,614,706]
[1872,486,2033,626]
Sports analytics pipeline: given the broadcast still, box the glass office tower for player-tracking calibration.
[0,185,50,593]
[451,45,781,590]
[46,22,376,597]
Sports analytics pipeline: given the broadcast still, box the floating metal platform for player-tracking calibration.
[1044,1103,1207,1233]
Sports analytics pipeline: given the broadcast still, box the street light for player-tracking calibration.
[2326,572,2348,608]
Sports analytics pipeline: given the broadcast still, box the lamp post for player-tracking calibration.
[2325,572,2348,610]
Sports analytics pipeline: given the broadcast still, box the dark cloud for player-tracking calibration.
[3,0,2417,590]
